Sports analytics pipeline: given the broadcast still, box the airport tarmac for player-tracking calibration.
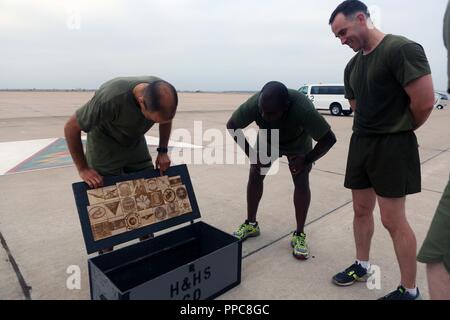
[0,91,449,300]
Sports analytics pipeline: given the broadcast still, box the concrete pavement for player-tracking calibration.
[0,91,448,300]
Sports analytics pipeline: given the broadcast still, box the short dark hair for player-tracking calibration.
[143,80,178,119]
[259,81,289,109]
[329,0,370,25]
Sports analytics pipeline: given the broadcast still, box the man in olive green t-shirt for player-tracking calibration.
[329,1,435,300]
[417,0,450,300]
[64,76,178,253]
[65,76,178,188]
[226,81,337,260]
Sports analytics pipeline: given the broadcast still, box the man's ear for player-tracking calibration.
[137,96,146,111]
[356,12,367,25]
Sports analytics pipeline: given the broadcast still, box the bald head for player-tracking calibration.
[143,80,178,121]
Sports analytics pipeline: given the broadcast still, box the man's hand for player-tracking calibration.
[79,168,103,189]
[288,155,308,176]
[156,153,171,176]
[405,74,435,130]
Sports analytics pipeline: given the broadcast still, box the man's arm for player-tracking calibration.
[226,118,252,158]
[227,95,261,164]
[305,130,337,164]
[64,115,103,188]
[405,74,435,130]
[289,130,337,175]
[349,99,356,112]
[444,1,450,92]
[156,121,172,175]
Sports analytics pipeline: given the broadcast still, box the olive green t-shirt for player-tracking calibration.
[76,76,160,173]
[444,1,450,92]
[230,89,331,155]
[344,34,431,135]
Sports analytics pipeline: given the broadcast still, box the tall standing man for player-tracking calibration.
[227,81,336,260]
[329,1,435,300]
[65,76,178,252]
[417,0,450,300]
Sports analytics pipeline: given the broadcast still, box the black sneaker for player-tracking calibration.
[332,262,369,286]
[378,286,422,300]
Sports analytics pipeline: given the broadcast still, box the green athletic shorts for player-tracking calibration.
[344,131,421,198]
[417,177,450,274]
[87,136,154,176]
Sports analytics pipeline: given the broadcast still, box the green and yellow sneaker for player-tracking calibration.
[233,221,260,241]
[291,232,309,260]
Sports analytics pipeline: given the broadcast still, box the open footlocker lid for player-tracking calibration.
[72,164,201,254]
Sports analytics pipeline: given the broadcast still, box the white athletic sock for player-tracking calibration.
[404,286,418,296]
[356,260,371,270]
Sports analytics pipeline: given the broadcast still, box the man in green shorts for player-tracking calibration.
[65,76,178,253]
[329,1,435,300]
[226,81,336,260]
[417,1,450,300]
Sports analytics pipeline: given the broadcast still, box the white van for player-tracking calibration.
[298,84,353,116]
[434,92,448,110]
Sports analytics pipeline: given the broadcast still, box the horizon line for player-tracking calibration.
[0,88,259,93]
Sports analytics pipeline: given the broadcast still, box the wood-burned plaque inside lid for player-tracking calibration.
[72,165,201,254]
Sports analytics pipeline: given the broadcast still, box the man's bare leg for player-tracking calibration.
[352,189,377,261]
[427,263,450,300]
[378,196,417,289]
[292,168,311,234]
[247,164,267,222]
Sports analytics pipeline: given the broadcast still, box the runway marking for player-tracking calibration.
[0,137,202,176]
[0,138,56,175]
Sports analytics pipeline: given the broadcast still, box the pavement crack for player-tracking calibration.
[312,168,345,176]
[0,230,32,300]
[421,148,450,165]
[242,199,353,259]
[422,187,444,195]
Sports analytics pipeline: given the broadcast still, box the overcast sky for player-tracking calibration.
[1,0,448,91]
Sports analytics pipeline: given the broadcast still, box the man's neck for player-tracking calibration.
[362,29,386,55]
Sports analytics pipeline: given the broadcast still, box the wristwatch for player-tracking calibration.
[157,147,168,153]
